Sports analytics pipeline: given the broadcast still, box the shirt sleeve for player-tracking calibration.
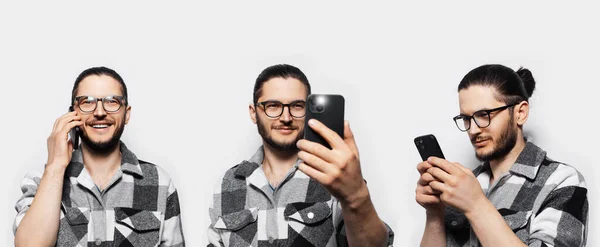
[160,180,186,247]
[207,173,225,247]
[13,170,43,235]
[528,165,588,247]
[333,199,395,247]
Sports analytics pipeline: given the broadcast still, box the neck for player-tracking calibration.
[261,142,298,187]
[488,134,527,183]
[81,142,122,188]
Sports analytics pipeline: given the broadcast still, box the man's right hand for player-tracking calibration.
[416,161,445,214]
[46,111,82,169]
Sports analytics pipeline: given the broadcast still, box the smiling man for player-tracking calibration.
[14,67,185,246]
[416,64,588,247]
[207,64,393,246]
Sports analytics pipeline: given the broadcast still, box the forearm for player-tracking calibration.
[420,210,446,247]
[15,166,65,247]
[466,200,526,247]
[341,185,388,247]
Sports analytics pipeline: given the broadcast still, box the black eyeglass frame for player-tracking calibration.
[73,95,127,113]
[453,103,518,131]
[256,100,307,118]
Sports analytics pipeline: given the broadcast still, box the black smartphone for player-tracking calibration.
[68,106,80,149]
[304,94,345,149]
[414,134,445,161]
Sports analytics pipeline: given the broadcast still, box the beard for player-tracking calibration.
[473,114,518,162]
[256,115,304,152]
[80,118,125,155]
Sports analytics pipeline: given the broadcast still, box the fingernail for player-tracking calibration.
[308,119,316,126]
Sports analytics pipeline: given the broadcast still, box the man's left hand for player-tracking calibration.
[297,119,368,208]
[426,157,487,214]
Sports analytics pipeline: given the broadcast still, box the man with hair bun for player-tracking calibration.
[416,64,588,246]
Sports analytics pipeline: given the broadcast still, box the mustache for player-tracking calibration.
[272,124,299,130]
[471,135,491,143]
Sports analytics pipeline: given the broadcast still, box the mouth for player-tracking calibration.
[273,126,298,134]
[472,137,490,148]
[87,122,114,133]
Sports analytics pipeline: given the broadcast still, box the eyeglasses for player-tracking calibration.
[256,100,306,118]
[73,95,126,113]
[453,103,517,131]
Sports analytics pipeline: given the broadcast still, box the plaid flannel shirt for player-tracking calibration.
[445,141,588,247]
[207,147,394,247]
[13,142,185,247]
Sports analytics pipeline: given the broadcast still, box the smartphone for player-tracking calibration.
[68,106,80,149]
[304,94,345,149]
[414,134,445,161]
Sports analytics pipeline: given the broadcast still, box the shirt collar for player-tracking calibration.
[65,141,143,178]
[477,141,546,180]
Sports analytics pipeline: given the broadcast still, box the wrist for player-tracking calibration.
[341,181,371,211]
[426,207,446,219]
[464,197,492,220]
[44,163,68,175]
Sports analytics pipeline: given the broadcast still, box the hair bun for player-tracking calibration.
[516,67,536,97]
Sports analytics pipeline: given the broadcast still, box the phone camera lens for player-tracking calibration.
[316,104,324,112]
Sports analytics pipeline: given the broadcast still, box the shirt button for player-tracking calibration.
[95,239,102,245]
[451,221,458,226]
[307,212,315,219]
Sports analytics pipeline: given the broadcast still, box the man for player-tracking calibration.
[14,67,185,246]
[208,64,393,246]
[416,64,588,246]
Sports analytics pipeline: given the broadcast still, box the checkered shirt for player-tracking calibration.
[13,142,185,247]
[207,147,394,247]
[445,141,588,247]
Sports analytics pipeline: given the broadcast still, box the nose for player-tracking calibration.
[279,106,292,123]
[93,100,107,118]
[467,118,482,136]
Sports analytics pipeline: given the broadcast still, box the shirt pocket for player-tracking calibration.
[214,207,259,231]
[284,202,334,246]
[214,207,259,246]
[56,206,90,246]
[498,208,530,232]
[114,207,162,246]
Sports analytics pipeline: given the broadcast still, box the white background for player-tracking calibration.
[1,1,597,246]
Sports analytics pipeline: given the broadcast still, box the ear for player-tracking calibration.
[249,103,257,124]
[125,105,132,125]
[514,101,529,126]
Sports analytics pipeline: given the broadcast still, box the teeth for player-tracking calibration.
[92,124,109,128]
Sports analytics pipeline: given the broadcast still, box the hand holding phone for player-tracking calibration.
[68,106,80,149]
[46,110,82,168]
[303,94,345,149]
[414,134,445,161]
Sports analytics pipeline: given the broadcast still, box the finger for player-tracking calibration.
[418,172,438,185]
[343,121,359,157]
[297,151,336,174]
[298,162,330,185]
[307,119,345,150]
[417,161,433,174]
[429,180,446,193]
[427,157,458,175]
[417,183,440,195]
[53,112,77,131]
[67,138,74,151]
[427,167,453,183]
[416,193,442,204]
[297,139,335,163]
[60,121,83,137]
[56,114,82,133]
